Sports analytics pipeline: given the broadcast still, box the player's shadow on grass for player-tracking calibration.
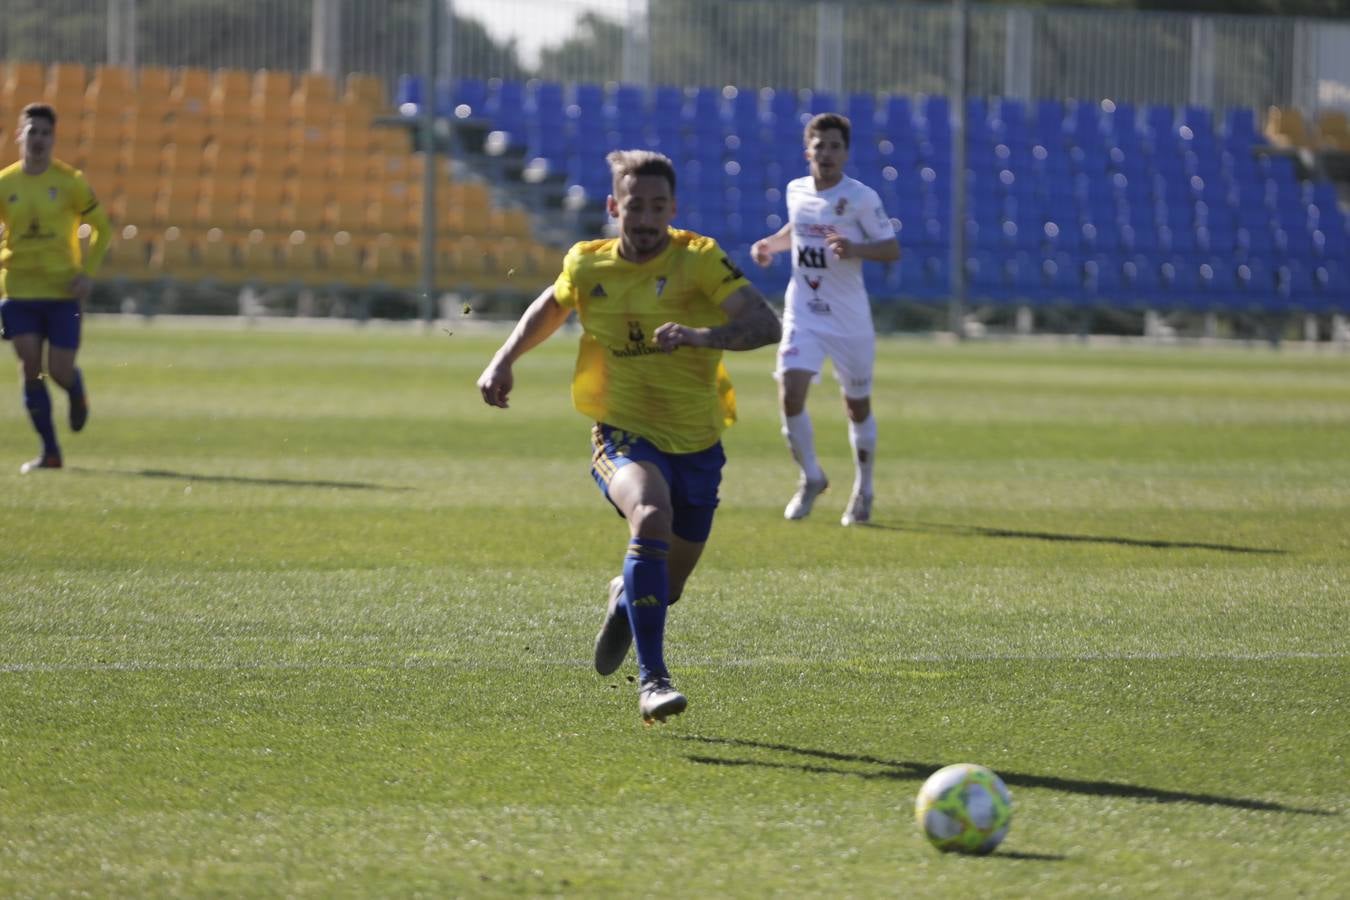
[70,467,412,492]
[679,736,1331,817]
[865,520,1285,556]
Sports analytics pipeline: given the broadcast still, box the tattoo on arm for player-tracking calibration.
[705,299,782,351]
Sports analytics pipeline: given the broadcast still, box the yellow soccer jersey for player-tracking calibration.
[553,228,751,454]
[0,159,111,300]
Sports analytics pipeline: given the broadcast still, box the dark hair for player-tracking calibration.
[606,149,677,196]
[20,103,57,128]
[804,112,850,149]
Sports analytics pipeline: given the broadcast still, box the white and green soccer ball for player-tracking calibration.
[914,763,1013,854]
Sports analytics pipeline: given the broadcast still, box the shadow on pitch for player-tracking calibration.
[861,519,1285,556]
[679,736,1331,817]
[69,466,413,492]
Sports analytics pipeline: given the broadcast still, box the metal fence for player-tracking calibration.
[0,0,1318,113]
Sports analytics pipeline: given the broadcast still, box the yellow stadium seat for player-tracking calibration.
[203,144,248,177]
[171,67,212,117]
[163,141,209,178]
[280,201,326,232]
[292,72,337,118]
[206,121,252,152]
[316,236,364,289]
[82,165,122,199]
[86,65,136,109]
[239,232,288,283]
[136,67,175,100]
[329,149,375,183]
[121,141,171,178]
[1316,109,1350,151]
[324,195,368,233]
[251,69,293,126]
[344,73,388,110]
[155,188,201,227]
[375,128,409,155]
[198,229,242,283]
[333,102,374,134]
[365,238,416,290]
[152,228,202,280]
[196,181,233,226]
[120,168,161,196]
[44,61,86,110]
[1265,106,1312,150]
[125,111,170,147]
[210,69,252,117]
[102,227,153,279]
[5,60,45,91]
[282,234,329,288]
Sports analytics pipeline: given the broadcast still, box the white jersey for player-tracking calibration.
[783,174,895,338]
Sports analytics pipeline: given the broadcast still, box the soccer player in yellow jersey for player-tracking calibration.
[0,104,111,473]
[477,150,781,724]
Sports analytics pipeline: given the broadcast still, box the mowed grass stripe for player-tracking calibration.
[0,320,1346,897]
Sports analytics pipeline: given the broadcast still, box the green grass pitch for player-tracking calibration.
[2,318,1346,897]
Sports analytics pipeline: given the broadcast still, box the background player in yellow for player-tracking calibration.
[477,150,781,724]
[0,103,111,473]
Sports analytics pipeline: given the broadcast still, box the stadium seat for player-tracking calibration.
[1265,106,1312,149]
[172,67,213,118]
[345,73,388,110]
[136,66,174,101]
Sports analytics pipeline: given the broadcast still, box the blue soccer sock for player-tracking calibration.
[623,537,670,682]
[23,378,60,458]
[67,368,86,404]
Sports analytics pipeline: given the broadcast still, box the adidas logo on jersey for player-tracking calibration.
[590,284,607,297]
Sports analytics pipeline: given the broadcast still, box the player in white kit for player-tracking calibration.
[752,113,900,525]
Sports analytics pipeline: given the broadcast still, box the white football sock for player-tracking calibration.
[782,412,825,482]
[848,414,877,496]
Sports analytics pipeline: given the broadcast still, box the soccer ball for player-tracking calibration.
[914,763,1013,854]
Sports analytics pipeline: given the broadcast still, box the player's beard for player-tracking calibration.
[630,227,664,253]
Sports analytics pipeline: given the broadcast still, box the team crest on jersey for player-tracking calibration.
[835,197,848,216]
[805,275,823,293]
[628,320,644,343]
[48,187,58,200]
[655,276,667,297]
[590,283,607,297]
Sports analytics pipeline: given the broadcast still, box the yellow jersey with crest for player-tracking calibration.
[0,159,111,300]
[552,228,751,454]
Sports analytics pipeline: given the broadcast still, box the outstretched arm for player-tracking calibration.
[476,286,573,408]
[652,284,781,353]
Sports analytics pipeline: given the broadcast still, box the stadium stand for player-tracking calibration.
[4,55,1349,319]
[389,75,1350,316]
[0,60,558,310]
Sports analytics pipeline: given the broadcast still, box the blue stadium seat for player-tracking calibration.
[1122,255,1163,309]
[1084,255,1124,303]
[1143,103,1175,138]
[1161,256,1200,310]
[1108,101,1137,136]
[395,74,423,112]
[1224,107,1259,144]
[1198,258,1239,309]
[848,92,878,129]
[807,90,838,115]
[450,77,488,116]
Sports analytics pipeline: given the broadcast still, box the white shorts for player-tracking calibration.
[775,326,875,399]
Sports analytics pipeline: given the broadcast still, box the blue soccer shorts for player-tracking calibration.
[589,423,725,543]
[0,299,82,349]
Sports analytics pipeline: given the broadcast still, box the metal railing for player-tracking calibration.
[0,0,1316,113]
